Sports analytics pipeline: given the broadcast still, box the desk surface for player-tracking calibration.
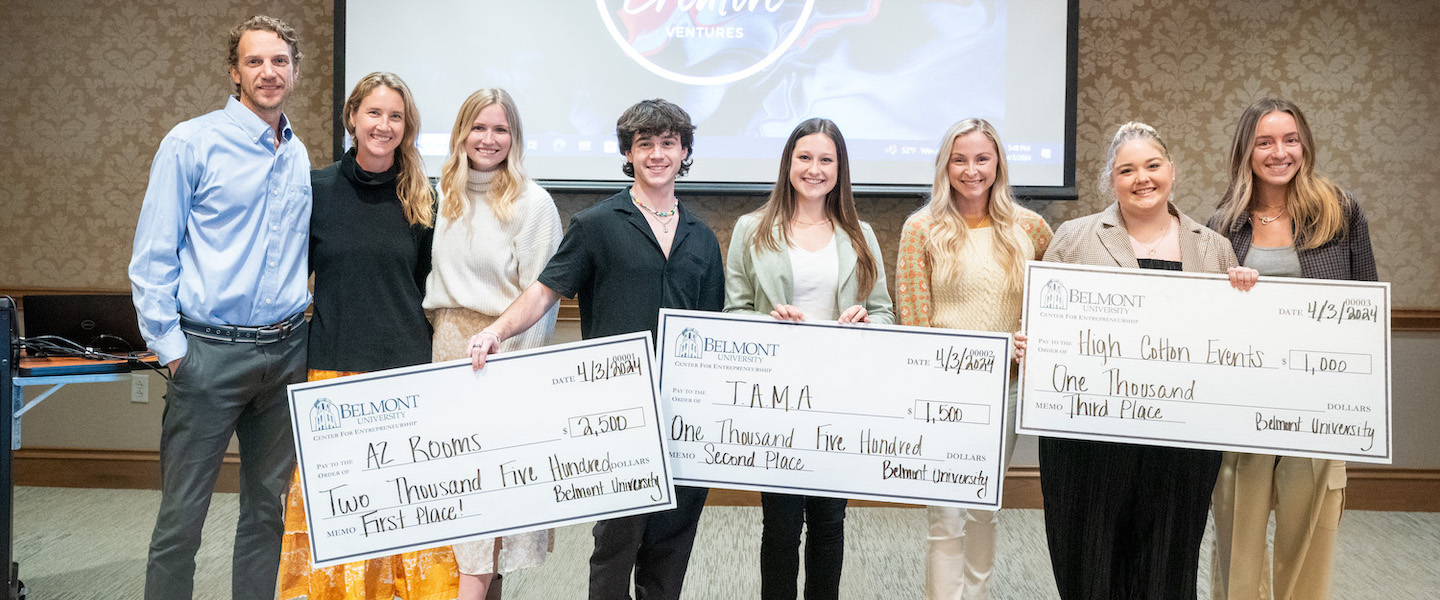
[18,355,159,377]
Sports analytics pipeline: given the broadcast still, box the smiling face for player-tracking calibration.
[788,132,839,204]
[1249,111,1303,195]
[624,131,689,192]
[947,131,999,206]
[1110,138,1174,216]
[465,103,512,172]
[348,86,405,172]
[229,30,294,119]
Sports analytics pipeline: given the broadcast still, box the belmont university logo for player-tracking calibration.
[675,327,704,359]
[596,0,815,85]
[672,325,779,364]
[309,398,341,432]
[1040,279,1068,310]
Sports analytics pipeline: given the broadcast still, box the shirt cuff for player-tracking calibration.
[150,329,188,365]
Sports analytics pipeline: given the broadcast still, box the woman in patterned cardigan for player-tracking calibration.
[895,118,1051,600]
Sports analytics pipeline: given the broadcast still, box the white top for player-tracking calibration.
[423,169,563,349]
[788,235,840,321]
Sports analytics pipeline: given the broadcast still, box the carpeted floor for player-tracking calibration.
[11,486,1439,598]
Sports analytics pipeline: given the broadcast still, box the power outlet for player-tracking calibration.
[131,372,149,403]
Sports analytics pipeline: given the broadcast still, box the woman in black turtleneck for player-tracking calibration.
[277,72,455,600]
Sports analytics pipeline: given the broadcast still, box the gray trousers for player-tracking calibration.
[145,324,306,600]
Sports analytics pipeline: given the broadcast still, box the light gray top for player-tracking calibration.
[1244,244,1302,278]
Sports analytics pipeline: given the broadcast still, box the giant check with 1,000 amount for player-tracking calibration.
[658,309,1012,510]
[287,333,675,567]
[1019,262,1391,463]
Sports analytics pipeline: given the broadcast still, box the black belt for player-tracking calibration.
[179,312,305,344]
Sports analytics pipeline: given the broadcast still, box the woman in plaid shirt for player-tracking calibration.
[1207,98,1378,600]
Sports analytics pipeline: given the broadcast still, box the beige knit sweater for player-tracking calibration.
[422,169,563,351]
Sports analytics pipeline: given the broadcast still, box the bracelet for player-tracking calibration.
[478,329,502,344]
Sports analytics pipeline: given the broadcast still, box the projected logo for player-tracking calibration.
[596,0,815,85]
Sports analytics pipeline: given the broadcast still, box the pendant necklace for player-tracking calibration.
[632,194,678,233]
[1133,218,1173,257]
[1255,204,1286,225]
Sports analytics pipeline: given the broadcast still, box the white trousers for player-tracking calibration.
[925,382,1018,600]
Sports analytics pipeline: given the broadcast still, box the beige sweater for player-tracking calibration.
[423,169,563,350]
[930,226,1028,334]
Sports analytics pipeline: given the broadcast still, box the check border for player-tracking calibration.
[658,310,1012,509]
[1018,261,1393,462]
[287,332,675,565]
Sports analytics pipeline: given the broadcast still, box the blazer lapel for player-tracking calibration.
[753,223,793,305]
[1096,203,1140,268]
[1176,211,1206,272]
[833,227,858,305]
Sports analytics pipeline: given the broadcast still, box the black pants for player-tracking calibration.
[760,492,847,600]
[1039,437,1221,600]
[588,485,709,600]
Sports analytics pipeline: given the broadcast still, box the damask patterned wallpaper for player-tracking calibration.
[1,0,1436,306]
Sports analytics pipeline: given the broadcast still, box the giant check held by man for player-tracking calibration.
[1019,262,1391,463]
[657,309,1011,510]
[287,333,675,567]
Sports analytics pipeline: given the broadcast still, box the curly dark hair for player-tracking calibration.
[616,99,695,178]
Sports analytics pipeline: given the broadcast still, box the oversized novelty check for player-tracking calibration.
[287,333,675,567]
[1018,262,1391,463]
[657,309,1011,510]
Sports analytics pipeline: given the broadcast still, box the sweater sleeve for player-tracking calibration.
[504,184,563,351]
[1020,210,1055,259]
[895,214,933,328]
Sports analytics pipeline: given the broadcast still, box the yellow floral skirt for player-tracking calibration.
[277,369,460,600]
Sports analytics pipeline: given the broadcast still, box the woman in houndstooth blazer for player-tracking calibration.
[1031,122,1254,600]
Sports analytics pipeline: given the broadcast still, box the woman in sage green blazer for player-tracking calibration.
[723,118,891,600]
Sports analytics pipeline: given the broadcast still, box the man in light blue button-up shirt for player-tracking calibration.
[128,16,311,600]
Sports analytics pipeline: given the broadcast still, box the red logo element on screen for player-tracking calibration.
[596,0,815,85]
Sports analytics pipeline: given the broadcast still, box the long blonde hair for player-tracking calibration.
[749,118,877,301]
[343,72,433,226]
[439,88,527,221]
[1211,98,1348,248]
[918,119,1031,287]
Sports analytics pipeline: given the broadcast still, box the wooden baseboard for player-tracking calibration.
[4,288,1438,330]
[14,448,244,493]
[15,449,1439,512]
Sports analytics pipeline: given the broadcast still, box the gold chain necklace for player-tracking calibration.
[1132,218,1173,257]
[1254,204,1287,225]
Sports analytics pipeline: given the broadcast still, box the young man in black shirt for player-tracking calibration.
[466,98,723,600]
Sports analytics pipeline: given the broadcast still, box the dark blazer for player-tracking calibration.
[1208,196,1377,281]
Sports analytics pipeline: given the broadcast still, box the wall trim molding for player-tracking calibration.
[4,288,1436,330]
[15,449,1439,512]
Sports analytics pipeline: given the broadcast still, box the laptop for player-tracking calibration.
[20,294,149,375]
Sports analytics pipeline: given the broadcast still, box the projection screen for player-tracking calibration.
[338,0,1077,197]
